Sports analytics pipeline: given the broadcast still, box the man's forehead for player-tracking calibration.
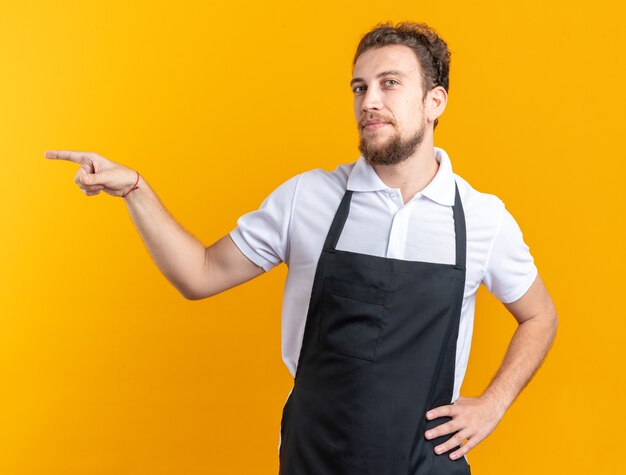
[352,45,419,82]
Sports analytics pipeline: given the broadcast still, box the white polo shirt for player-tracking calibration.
[229,146,537,405]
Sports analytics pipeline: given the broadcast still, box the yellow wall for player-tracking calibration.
[1,0,624,473]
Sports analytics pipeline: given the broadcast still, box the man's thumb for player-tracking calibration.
[82,171,113,186]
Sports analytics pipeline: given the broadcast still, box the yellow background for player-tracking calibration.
[1,0,624,473]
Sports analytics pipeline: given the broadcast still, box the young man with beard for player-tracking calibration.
[46,21,557,474]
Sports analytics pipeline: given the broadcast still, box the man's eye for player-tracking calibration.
[352,86,365,94]
[384,79,398,86]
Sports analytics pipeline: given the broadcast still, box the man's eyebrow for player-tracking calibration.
[350,70,406,87]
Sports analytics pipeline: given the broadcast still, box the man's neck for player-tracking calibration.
[371,143,439,205]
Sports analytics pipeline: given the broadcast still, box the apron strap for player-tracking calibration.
[452,181,467,270]
[323,189,353,251]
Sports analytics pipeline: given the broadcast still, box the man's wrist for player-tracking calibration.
[122,173,146,201]
[479,388,510,418]
[121,170,139,197]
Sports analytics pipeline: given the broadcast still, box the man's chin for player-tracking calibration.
[360,136,390,149]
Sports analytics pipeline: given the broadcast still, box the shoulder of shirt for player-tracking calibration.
[293,161,355,193]
[452,173,505,226]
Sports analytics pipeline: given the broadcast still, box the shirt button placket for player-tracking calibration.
[387,192,410,259]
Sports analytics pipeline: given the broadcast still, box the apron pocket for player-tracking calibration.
[319,277,388,362]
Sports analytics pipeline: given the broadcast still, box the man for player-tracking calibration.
[46,21,557,475]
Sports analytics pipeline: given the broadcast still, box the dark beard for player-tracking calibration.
[358,123,426,166]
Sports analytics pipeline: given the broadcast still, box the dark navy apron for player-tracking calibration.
[279,181,471,475]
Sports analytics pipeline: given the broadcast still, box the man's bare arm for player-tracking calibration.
[190,234,265,300]
[45,150,265,299]
[124,176,265,300]
[480,272,559,416]
[423,272,558,460]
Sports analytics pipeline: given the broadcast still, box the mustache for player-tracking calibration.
[360,114,395,128]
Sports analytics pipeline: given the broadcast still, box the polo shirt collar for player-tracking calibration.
[346,146,456,206]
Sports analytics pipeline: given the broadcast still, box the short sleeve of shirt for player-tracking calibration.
[482,204,538,303]
[229,173,302,272]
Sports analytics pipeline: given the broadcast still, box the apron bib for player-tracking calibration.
[279,181,471,475]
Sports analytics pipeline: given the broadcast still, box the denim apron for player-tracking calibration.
[279,181,471,475]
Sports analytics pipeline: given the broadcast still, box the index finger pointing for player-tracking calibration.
[44,150,92,163]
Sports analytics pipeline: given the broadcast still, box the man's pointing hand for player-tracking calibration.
[44,150,139,198]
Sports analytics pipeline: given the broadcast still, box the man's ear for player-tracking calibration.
[425,86,448,123]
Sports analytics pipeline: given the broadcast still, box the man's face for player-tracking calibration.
[351,44,430,166]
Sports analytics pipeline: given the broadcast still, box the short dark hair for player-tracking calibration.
[353,21,451,129]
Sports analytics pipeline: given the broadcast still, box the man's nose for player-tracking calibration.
[361,86,383,112]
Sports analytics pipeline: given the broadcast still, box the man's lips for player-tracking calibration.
[363,121,390,130]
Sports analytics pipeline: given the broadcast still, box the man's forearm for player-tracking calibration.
[480,313,558,417]
[123,174,205,299]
